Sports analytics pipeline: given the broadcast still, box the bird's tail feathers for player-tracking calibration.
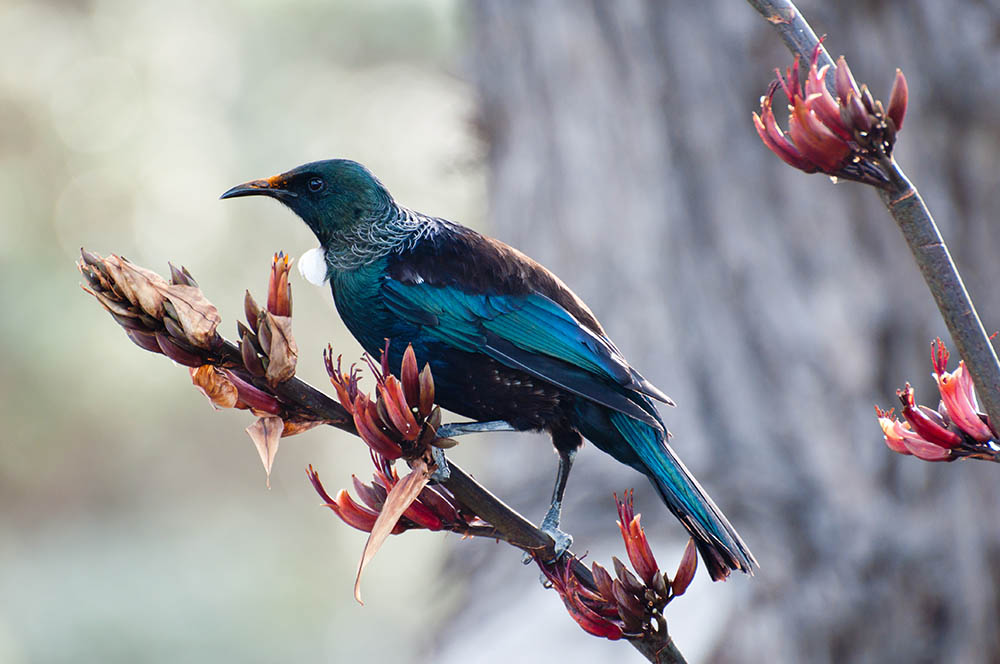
[587,405,757,581]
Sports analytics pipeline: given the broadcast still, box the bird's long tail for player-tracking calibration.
[576,402,757,581]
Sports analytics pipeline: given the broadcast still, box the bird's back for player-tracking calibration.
[386,218,606,335]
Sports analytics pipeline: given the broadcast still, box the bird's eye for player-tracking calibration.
[307,177,325,193]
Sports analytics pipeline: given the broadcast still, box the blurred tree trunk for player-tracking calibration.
[434,1,1000,662]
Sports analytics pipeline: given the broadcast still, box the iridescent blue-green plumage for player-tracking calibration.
[222,159,756,580]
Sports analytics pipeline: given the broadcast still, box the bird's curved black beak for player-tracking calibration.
[220,175,297,201]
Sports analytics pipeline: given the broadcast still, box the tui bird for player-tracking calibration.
[222,159,756,580]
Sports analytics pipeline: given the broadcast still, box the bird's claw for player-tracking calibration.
[534,503,573,563]
[540,524,573,561]
[519,517,573,567]
[521,526,574,574]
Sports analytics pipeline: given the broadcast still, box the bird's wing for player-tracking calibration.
[381,277,666,428]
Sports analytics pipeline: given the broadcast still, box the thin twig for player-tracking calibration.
[747,0,1000,435]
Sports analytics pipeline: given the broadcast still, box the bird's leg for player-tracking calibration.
[432,420,576,560]
[539,446,577,559]
[435,420,516,438]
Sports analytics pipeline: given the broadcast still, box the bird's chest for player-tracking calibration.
[330,262,405,354]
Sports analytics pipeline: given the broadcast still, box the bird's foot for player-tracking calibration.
[521,502,572,565]
[520,528,573,568]
[540,519,573,561]
[428,446,450,484]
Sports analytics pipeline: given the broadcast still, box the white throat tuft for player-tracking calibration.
[298,247,329,285]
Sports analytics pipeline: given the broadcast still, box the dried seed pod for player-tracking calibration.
[650,567,668,598]
[352,476,386,511]
[244,290,261,334]
[155,332,202,367]
[168,262,196,287]
[93,290,137,319]
[80,248,104,268]
[162,298,179,323]
[80,266,106,291]
[110,311,145,330]
[162,315,187,341]
[367,478,389,504]
[591,562,616,603]
[257,316,272,355]
[224,370,282,414]
[418,364,435,418]
[125,328,162,354]
[180,265,197,287]
[261,312,297,386]
[241,332,266,377]
[612,556,645,596]
[168,262,185,286]
[611,579,645,631]
[236,321,255,344]
[163,284,221,349]
[115,257,170,318]
[136,311,160,330]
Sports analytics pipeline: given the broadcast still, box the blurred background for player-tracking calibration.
[2,1,999,662]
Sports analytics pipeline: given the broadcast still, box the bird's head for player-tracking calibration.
[221,159,394,247]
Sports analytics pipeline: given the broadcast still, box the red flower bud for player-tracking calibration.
[898,384,962,449]
[378,376,419,441]
[887,69,908,131]
[352,393,403,459]
[615,491,659,587]
[401,344,420,408]
[267,252,292,317]
[672,538,698,597]
[418,364,435,419]
[754,45,906,187]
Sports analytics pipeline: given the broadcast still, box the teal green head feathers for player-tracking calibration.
[221,159,397,252]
